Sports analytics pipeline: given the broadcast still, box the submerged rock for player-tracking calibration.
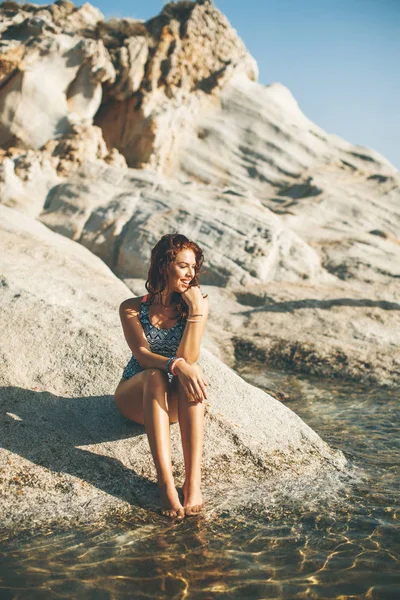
[0,204,347,537]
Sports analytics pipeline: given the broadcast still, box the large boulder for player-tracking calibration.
[38,161,334,286]
[0,204,347,536]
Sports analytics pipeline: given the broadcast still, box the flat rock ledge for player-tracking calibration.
[1,204,349,539]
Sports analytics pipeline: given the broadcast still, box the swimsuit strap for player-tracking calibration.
[142,293,149,303]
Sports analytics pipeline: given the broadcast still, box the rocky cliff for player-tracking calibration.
[1,0,397,386]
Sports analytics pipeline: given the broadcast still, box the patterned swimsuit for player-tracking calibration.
[121,294,186,384]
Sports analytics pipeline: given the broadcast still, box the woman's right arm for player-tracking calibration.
[119,298,172,371]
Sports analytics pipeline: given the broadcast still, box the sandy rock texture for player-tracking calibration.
[0,0,257,177]
[96,0,258,172]
[0,204,348,536]
[38,161,334,286]
[0,1,113,150]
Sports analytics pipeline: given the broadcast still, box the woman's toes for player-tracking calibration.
[184,503,204,516]
[160,507,185,519]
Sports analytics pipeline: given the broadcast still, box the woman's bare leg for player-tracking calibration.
[176,375,205,514]
[142,369,184,519]
[114,370,183,519]
[114,373,178,425]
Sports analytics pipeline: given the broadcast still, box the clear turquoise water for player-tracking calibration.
[0,365,399,599]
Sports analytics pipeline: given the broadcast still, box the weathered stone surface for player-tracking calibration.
[0,1,398,390]
[177,72,397,190]
[0,124,126,217]
[198,281,400,388]
[37,161,334,286]
[95,0,258,171]
[0,204,347,536]
[0,2,114,151]
[0,1,257,173]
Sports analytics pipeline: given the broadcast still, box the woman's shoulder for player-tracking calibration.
[119,295,147,313]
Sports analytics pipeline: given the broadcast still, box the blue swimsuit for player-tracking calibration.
[121,294,186,384]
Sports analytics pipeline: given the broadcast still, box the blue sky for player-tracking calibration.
[28,1,400,169]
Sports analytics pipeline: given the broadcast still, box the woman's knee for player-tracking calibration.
[143,368,169,390]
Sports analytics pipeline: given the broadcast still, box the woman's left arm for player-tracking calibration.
[175,294,209,365]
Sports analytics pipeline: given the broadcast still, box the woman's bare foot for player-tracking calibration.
[182,481,204,516]
[159,481,185,520]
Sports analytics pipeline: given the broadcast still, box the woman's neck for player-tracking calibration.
[154,290,174,307]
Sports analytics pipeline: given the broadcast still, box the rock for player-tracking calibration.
[0,125,126,217]
[42,123,127,176]
[0,1,257,173]
[210,281,400,388]
[178,72,397,190]
[0,203,347,537]
[0,1,398,391]
[38,161,334,286]
[95,0,258,171]
[0,2,115,151]
[0,147,62,218]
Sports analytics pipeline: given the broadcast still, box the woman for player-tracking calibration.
[114,233,209,520]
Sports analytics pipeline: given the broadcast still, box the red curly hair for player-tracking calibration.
[144,233,208,321]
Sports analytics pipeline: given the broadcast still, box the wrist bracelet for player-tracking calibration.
[165,357,176,375]
[189,313,203,317]
[171,357,184,375]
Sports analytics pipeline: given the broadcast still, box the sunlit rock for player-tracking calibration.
[0,203,347,534]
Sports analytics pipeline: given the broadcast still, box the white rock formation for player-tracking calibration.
[0,1,113,150]
[0,0,398,387]
[1,0,397,539]
[0,204,347,534]
[0,0,400,526]
[38,161,335,286]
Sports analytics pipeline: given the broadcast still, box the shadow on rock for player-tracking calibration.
[0,385,157,509]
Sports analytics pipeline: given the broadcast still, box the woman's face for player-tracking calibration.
[167,248,197,293]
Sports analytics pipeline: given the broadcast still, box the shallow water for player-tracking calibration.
[1,365,399,599]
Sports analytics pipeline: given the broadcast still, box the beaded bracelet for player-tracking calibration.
[165,357,176,375]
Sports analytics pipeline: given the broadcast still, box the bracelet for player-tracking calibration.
[189,313,203,317]
[171,357,185,375]
[187,319,202,322]
[165,357,176,375]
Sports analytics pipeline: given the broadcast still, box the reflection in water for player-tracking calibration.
[0,365,399,599]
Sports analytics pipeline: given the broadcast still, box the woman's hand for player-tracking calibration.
[181,284,204,310]
[174,360,208,404]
